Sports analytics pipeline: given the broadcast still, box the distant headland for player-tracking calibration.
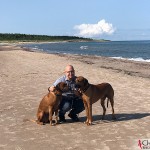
[0,33,110,43]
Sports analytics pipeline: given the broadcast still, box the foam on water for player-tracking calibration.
[112,57,150,62]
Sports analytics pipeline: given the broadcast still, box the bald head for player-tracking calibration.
[64,65,75,80]
[65,65,74,72]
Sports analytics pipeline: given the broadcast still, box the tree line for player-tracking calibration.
[0,33,92,42]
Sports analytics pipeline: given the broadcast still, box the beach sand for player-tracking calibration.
[0,44,150,150]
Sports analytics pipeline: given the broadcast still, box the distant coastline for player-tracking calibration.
[0,33,110,43]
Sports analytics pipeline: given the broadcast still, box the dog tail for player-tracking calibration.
[107,99,109,108]
[23,118,37,123]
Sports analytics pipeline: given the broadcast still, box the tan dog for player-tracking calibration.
[75,76,116,125]
[34,82,68,126]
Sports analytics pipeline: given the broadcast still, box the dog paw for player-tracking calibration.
[84,121,92,125]
[50,123,56,126]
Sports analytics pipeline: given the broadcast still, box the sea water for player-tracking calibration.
[20,40,150,62]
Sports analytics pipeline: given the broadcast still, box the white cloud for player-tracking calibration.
[74,19,115,38]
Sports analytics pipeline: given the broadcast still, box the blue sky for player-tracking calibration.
[0,0,150,41]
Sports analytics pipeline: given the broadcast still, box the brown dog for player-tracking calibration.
[35,82,68,126]
[75,76,116,125]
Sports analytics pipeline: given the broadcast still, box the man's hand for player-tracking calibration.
[74,89,82,97]
[48,86,55,92]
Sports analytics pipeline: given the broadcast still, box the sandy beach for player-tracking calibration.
[0,44,150,150]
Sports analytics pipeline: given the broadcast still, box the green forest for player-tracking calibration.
[0,33,93,42]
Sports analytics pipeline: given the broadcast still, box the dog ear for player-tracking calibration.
[53,87,60,95]
[48,87,51,92]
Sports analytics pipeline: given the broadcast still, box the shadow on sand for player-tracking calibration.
[77,112,150,124]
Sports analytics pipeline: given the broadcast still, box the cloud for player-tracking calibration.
[74,19,115,38]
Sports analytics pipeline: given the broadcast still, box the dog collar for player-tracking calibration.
[82,84,91,93]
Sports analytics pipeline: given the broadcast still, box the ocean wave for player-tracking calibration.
[112,57,150,62]
[80,46,88,49]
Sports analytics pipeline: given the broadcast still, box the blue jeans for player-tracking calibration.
[59,96,84,117]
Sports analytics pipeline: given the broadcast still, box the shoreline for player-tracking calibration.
[52,53,150,79]
[0,44,150,150]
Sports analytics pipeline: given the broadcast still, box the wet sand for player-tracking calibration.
[0,44,150,150]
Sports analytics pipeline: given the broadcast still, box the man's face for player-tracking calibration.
[65,66,75,80]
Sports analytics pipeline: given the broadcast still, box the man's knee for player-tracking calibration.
[61,102,71,112]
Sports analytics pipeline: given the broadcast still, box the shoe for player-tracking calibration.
[59,116,66,123]
[68,113,79,122]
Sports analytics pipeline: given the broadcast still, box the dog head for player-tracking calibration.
[75,76,89,92]
[55,82,69,94]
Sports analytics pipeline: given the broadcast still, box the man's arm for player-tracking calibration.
[49,75,66,92]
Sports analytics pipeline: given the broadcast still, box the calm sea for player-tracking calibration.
[20,40,150,62]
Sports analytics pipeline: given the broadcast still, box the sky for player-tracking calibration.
[0,0,150,41]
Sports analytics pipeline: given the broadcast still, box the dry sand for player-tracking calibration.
[0,44,150,150]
